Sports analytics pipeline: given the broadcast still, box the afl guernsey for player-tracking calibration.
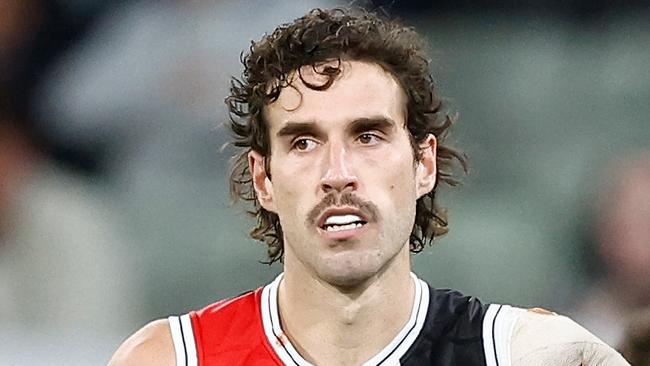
[168,273,522,366]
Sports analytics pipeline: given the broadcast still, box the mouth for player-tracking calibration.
[316,208,369,238]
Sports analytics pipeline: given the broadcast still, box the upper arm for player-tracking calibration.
[108,319,176,366]
[510,309,630,366]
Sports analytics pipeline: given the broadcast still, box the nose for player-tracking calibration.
[320,140,358,193]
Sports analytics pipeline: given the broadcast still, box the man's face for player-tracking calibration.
[249,60,436,286]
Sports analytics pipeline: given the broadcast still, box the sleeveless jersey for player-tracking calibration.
[168,273,522,366]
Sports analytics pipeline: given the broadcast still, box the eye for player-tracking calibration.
[292,138,318,152]
[357,133,381,145]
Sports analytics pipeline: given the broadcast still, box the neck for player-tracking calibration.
[278,245,414,366]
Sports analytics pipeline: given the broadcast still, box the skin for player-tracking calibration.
[108,60,438,365]
[108,319,175,365]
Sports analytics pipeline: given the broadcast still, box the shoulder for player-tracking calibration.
[108,319,175,366]
[197,290,257,316]
[192,289,259,331]
[429,287,486,316]
[509,308,630,365]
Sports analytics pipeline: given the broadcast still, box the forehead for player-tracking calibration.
[264,61,407,132]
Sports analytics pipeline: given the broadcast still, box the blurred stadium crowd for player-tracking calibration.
[1,0,649,364]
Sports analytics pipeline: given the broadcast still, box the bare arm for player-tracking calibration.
[108,319,176,366]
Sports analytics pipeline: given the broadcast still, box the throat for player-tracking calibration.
[274,272,419,366]
[339,302,364,326]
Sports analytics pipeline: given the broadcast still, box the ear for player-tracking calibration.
[415,134,437,198]
[248,150,276,212]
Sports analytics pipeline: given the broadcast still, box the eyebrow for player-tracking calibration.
[348,117,397,135]
[276,116,398,138]
[276,121,323,139]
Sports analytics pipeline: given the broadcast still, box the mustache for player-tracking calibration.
[306,192,379,226]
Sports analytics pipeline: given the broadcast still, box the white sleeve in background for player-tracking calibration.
[509,308,630,366]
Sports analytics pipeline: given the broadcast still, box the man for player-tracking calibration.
[110,8,629,366]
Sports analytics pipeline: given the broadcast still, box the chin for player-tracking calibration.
[316,252,385,288]
[324,271,370,288]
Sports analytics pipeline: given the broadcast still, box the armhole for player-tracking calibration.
[482,304,523,366]
[168,314,199,366]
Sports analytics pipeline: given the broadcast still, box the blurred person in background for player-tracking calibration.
[110,8,629,366]
[571,151,650,348]
[620,307,650,365]
[0,0,141,364]
[0,87,139,365]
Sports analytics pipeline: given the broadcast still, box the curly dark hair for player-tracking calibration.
[228,8,467,264]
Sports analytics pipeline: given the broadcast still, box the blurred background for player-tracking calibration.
[1,0,649,364]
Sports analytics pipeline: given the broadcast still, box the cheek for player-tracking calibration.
[272,178,300,211]
[269,167,316,225]
[377,146,415,182]
[362,151,417,205]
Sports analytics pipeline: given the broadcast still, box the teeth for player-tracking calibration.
[325,222,364,232]
[324,214,362,225]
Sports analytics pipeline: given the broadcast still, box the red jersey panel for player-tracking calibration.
[189,288,282,365]
[168,275,310,366]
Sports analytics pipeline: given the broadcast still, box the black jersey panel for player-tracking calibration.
[400,287,489,366]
